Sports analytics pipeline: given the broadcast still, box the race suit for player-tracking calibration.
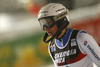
[48,28,100,67]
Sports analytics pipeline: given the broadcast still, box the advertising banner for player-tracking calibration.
[0,32,51,67]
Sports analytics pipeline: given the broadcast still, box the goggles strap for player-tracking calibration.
[43,10,69,43]
[43,19,69,43]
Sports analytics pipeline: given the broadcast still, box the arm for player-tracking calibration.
[77,32,100,67]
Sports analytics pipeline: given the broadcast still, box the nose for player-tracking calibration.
[44,26,49,31]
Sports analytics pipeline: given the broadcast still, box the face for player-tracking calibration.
[39,17,58,37]
[44,24,58,37]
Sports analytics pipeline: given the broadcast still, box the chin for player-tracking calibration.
[49,34,53,37]
[48,33,53,37]
[49,35,52,37]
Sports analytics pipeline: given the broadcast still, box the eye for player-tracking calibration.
[47,20,53,25]
[47,21,51,25]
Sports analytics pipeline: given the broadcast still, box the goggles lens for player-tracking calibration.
[39,18,55,30]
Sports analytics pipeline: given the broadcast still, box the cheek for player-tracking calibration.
[50,25,58,31]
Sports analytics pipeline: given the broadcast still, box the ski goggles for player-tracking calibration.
[39,10,68,30]
[39,17,56,30]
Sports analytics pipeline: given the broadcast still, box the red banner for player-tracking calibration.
[72,17,100,46]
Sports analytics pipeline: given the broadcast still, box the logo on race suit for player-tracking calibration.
[84,41,100,61]
[71,39,77,46]
[84,41,88,46]
[87,45,100,61]
[54,49,76,64]
[51,44,56,52]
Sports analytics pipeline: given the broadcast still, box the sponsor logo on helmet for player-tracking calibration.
[40,15,43,18]
[39,14,47,18]
[56,8,65,12]
[39,11,48,14]
[53,10,68,21]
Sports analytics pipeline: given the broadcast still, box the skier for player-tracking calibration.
[38,3,100,67]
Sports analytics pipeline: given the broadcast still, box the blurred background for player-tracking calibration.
[0,0,100,67]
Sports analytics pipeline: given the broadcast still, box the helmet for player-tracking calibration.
[38,3,69,43]
[38,3,69,21]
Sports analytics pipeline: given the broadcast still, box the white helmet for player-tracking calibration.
[38,3,69,43]
[38,3,69,21]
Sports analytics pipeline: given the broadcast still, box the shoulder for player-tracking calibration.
[67,28,90,40]
[76,30,93,45]
[76,30,93,53]
[76,30,92,41]
[70,28,87,37]
[69,28,87,33]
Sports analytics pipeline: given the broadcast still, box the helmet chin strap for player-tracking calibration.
[43,20,69,43]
